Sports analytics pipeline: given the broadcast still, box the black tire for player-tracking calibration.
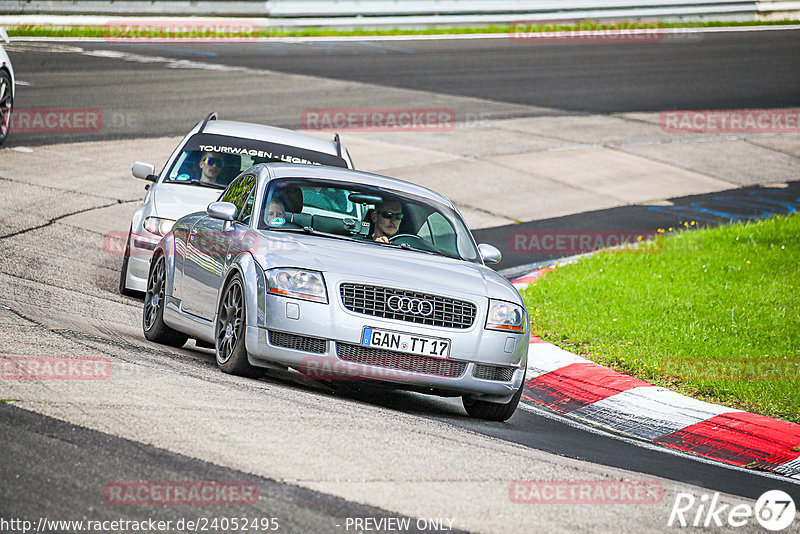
[0,70,12,146]
[118,228,142,297]
[462,372,525,422]
[214,273,264,378]
[142,254,188,348]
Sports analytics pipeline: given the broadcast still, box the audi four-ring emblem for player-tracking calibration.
[386,295,433,316]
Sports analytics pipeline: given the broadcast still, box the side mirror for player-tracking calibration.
[132,161,157,182]
[207,202,238,222]
[478,243,502,264]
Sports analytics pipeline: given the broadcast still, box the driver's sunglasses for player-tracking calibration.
[379,211,404,221]
[203,157,224,167]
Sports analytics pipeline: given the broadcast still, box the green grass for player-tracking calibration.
[521,214,800,423]
[5,19,800,39]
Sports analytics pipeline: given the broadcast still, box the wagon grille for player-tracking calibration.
[268,330,327,354]
[336,343,466,378]
[339,283,476,329]
[473,364,515,382]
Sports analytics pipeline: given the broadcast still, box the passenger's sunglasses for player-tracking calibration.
[379,211,404,221]
[203,157,224,167]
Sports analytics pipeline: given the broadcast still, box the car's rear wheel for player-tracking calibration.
[118,227,141,297]
[215,273,264,378]
[462,372,525,422]
[0,70,13,146]
[142,254,187,347]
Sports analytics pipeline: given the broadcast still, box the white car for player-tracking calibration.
[0,28,15,145]
[119,113,354,295]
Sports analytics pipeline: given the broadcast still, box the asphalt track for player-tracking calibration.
[4,28,800,146]
[2,30,800,532]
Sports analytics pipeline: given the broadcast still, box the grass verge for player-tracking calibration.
[4,19,800,39]
[521,214,800,423]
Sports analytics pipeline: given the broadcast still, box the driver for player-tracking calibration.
[198,151,224,185]
[371,200,403,243]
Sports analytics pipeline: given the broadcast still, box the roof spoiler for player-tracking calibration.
[333,133,342,158]
[199,112,218,133]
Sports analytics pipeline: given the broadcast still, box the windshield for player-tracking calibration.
[259,178,480,263]
[162,133,348,189]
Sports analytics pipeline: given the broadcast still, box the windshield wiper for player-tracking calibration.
[265,226,365,243]
[376,241,451,259]
[167,179,226,189]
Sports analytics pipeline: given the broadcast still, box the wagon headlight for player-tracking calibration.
[266,268,328,303]
[486,299,525,333]
[143,217,175,237]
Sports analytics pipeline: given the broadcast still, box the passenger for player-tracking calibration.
[267,198,286,222]
[198,151,225,185]
[371,201,403,243]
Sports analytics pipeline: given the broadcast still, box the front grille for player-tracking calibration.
[268,330,326,354]
[340,283,476,329]
[473,364,515,382]
[336,342,466,378]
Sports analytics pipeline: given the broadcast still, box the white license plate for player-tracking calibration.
[361,327,450,358]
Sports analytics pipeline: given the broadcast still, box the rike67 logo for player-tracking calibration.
[668,490,796,531]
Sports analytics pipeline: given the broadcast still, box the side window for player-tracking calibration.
[219,174,256,220]
[426,212,457,255]
[239,189,255,224]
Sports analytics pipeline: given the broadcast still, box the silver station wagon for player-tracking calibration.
[143,164,529,421]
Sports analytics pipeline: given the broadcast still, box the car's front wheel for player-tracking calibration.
[462,373,525,422]
[142,254,187,347]
[0,70,13,146]
[215,272,264,378]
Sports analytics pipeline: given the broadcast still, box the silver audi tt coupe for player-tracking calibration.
[143,163,529,421]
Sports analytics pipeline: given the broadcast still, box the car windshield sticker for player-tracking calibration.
[185,133,348,168]
[269,217,286,226]
[176,173,191,181]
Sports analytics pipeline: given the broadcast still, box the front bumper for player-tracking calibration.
[245,287,528,402]
[123,233,160,292]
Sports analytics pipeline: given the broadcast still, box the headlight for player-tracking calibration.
[143,217,175,237]
[266,268,327,303]
[486,299,525,333]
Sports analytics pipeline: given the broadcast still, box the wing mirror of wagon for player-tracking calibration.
[478,243,502,264]
[132,161,157,181]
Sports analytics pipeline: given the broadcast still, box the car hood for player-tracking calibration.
[251,231,521,303]
[151,183,223,220]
